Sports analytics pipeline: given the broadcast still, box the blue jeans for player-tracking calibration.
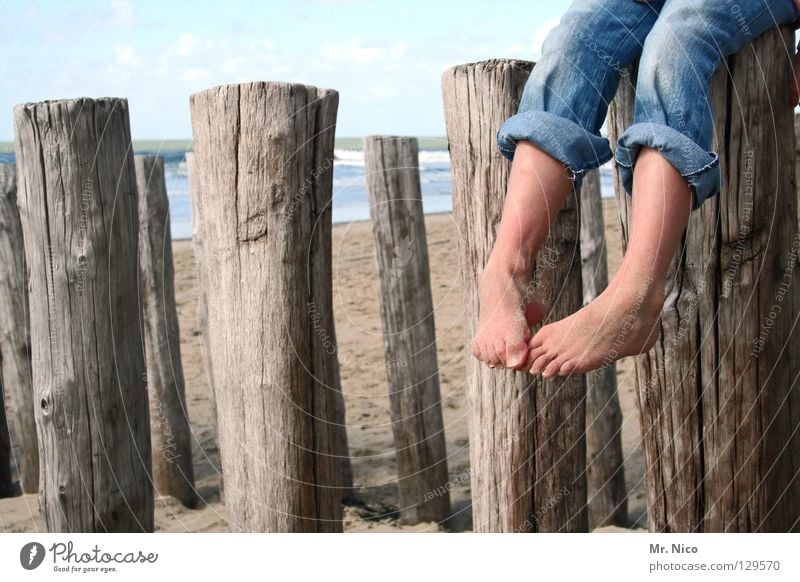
[497,0,799,208]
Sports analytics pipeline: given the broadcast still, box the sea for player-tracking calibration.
[0,138,616,240]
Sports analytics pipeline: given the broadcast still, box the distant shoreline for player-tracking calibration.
[170,209,457,242]
[0,136,450,154]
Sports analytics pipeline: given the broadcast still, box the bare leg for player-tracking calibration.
[471,140,573,370]
[528,147,693,377]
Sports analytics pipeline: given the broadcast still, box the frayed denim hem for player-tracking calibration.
[615,122,720,209]
[496,110,614,188]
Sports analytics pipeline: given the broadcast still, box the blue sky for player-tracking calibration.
[0,0,570,140]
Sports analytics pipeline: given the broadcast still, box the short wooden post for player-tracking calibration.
[190,82,343,531]
[363,135,451,524]
[580,170,628,528]
[135,155,197,509]
[0,164,38,494]
[186,152,224,501]
[608,28,800,532]
[442,60,587,532]
[14,98,153,532]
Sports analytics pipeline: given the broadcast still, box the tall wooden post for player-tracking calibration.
[135,155,197,509]
[363,135,451,524]
[608,28,800,532]
[14,98,153,532]
[580,170,628,528]
[186,152,224,501]
[0,164,38,494]
[190,82,343,531]
[442,60,587,532]
[187,148,353,507]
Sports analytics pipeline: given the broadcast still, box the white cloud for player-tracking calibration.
[176,33,201,57]
[116,46,141,67]
[180,66,211,84]
[388,42,409,60]
[99,0,135,29]
[502,43,527,57]
[532,19,559,60]
[320,40,390,65]
[365,86,395,100]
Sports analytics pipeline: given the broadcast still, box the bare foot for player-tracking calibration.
[527,277,664,377]
[471,262,545,370]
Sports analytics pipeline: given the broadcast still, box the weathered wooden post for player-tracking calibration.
[135,155,197,509]
[608,28,800,532]
[442,60,587,532]
[795,113,800,225]
[14,98,153,532]
[186,152,224,500]
[330,355,355,505]
[363,135,451,524]
[0,164,37,494]
[188,149,352,507]
[0,369,20,497]
[190,82,343,531]
[580,170,628,529]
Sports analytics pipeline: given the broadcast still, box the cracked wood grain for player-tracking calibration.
[443,60,587,532]
[190,82,345,531]
[608,28,800,532]
[14,98,152,532]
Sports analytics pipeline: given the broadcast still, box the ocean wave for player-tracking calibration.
[333,149,366,166]
[334,148,450,167]
[417,151,451,164]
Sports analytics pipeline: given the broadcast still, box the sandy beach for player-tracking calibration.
[0,198,646,533]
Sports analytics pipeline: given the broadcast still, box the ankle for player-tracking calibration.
[606,274,664,313]
[483,251,534,283]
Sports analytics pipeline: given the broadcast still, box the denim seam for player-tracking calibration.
[681,155,719,178]
[614,127,719,209]
[570,152,613,175]
[615,156,718,178]
[497,113,613,175]
[614,137,719,179]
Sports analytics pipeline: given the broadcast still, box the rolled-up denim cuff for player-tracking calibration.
[615,122,720,209]
[496,111,614,181]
